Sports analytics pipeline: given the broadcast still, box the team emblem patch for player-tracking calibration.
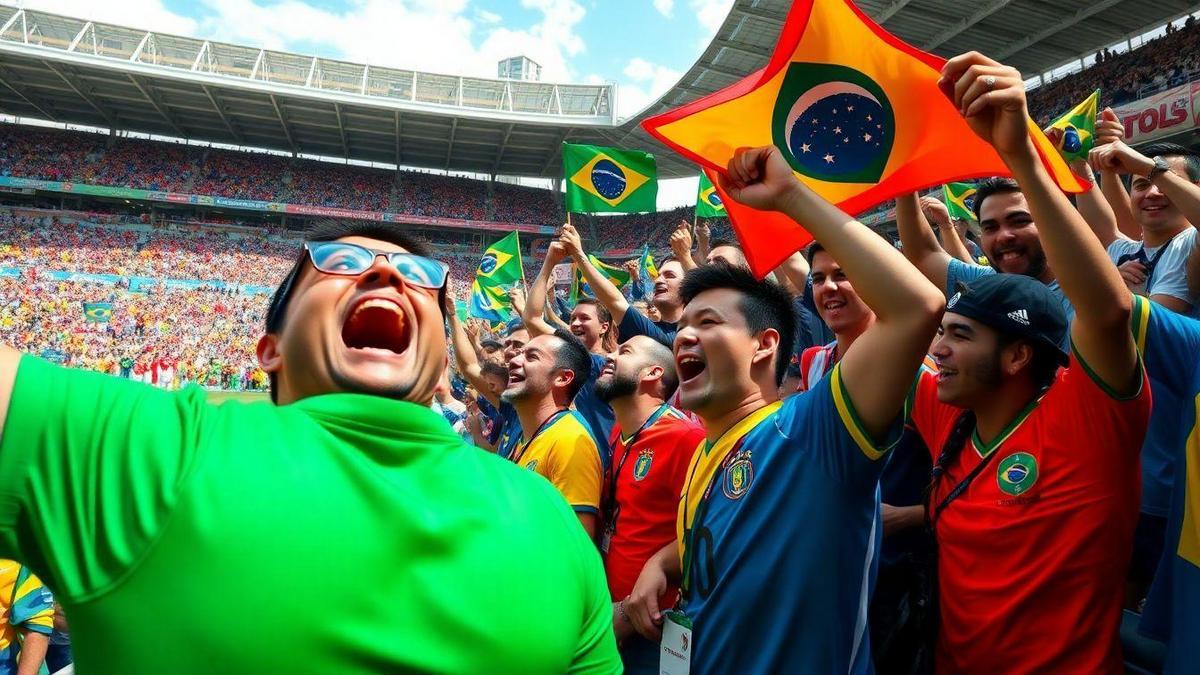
[722,450,754,500]
[633,449,654,481]
[525,459,538,471]
[997,452,1038,496]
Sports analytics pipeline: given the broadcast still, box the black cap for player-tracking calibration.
[945,274,1069,366]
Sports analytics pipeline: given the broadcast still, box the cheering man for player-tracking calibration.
[503,328,605,537]
[626,146,944,672]
[596,335,704,673]
[0,222,620,673]
[906,52,1151,673]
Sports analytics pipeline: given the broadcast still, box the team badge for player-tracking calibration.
[771,63,895,184]
[633,449,654,481]
[997,452,1038,496]
[722,449,754,500]
[525,459,538,471]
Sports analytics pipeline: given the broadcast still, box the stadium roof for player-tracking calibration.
[0,1,1193,180]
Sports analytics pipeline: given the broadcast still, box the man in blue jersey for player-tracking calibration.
[624,145,944,673]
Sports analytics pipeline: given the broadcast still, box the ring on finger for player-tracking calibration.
[984,75,996,90]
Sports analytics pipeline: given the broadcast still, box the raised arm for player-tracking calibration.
[669,222,697,271]
[1095,108,1142,240]
[1068,159,1125,249]
[522,243,566,338]
[944,51,1137,393]
[773,250,811,297]
[695,221,711,262]
[896,192,953,291]
[560,224,631,323]
[720,147,944,438]
[921,195,974,263]
[444,281,501,409]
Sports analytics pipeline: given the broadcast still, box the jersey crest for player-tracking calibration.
[633,449,654,481]
[722,449,755,500]
[997,452,1038,496]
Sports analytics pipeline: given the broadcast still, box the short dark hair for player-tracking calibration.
[550,327,592,402]
[574,297,612,325]
[804,241,826,266]
[972,177,1022,220]
[1142,142,1200,181]
[680,264,797,385]
[480,360,508,382]
[709,238,742,251]
[263,220,432,403]
[265,220,432,334]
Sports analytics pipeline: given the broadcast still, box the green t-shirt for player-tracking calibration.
[0,356,620,674]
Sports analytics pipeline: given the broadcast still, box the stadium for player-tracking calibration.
[2,0,1200,672]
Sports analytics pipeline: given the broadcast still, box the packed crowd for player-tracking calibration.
[1028,14,1200,122]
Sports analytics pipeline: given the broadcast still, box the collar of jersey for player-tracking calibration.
[970,390,1047,459]
[289,393,460,442]
[702,400,783,456]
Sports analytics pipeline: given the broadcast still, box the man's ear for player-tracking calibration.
[752,328,781,370]
[257,334,283,373]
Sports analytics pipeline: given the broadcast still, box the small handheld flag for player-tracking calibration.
[83,302,113,323]
[563,143,658,214]
[1045,90,1099,161]
[695,173,726,218]
[571,254,631,302]
[642,0,1086,278]
[942,182,978,221]
[469,232,523,323]
[636,246,659,298]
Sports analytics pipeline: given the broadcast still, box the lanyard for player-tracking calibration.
[510,409,568,466]
[680,434,748,601]
[603,404,671,525]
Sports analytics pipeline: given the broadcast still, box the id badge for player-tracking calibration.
[659,610,692,675]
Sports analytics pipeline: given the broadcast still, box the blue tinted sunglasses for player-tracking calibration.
[304,241,448,289]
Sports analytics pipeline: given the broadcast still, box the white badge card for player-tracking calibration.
[659,610,693,675]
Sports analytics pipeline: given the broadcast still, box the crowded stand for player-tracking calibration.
[4,7,1200,675]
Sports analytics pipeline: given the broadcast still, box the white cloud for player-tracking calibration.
[18,0,198,35]
[476,9,502,24]
[616,57,682,118]
[652,0,674,18]
[689,0,733,32]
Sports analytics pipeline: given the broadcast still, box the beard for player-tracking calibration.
[594,371,639,403]
[988,246,1048,280]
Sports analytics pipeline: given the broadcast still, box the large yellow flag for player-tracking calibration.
[642,0,1087,277]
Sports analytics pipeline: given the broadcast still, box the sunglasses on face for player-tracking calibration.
[303,241,448,289]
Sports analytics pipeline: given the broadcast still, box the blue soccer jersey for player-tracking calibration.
[1132,296,1200,674]
[496,402,522,461]
[675,364,895,673]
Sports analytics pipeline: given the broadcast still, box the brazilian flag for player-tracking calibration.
[83,302,113,323]
[1045,90,1099,161]
[636,246,659,298]
[695,172,726,217]
[942,182,978,221]
[563,143,657,214]
[469,232,523,323]
[571,254,631,302]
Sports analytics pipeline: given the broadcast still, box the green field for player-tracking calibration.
[206,390,270,404]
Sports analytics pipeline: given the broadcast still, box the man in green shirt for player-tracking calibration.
[0,221,619,674]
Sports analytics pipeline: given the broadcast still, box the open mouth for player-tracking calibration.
[600,360,616,377]
[823,299,846,311]
[571,326,586,336]
[507,367,526,387]
[995,248,1026,264]
[937,367,957,383]
[1141,204,1167,214]
[653,282,668,296]
[676,353,706,383]
[341,297,411,356]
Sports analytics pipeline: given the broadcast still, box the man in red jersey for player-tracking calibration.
[594,335,703,674]
[907,52,1151,673]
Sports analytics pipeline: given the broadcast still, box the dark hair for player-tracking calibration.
[997,334,1061,391]
[550,327,592,402]
[972,177,1022,220]
[574,297,612,326]
[1142,142,1200,181]
[804,241,827,266]
[263,220,432,402]
[680,263,797,385]
[709,238,742,251]
[480,360,508,382]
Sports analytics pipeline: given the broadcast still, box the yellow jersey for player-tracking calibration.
[513,410,603,513]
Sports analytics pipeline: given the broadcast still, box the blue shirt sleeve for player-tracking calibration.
[617,308,674,347]
[776,364,897,484]
[1134,294,1200,399]
[944,258,994,297]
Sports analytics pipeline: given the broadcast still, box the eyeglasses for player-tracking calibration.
[303,241,448,290]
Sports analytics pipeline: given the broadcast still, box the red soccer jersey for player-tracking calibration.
[910,355,1151,674]
[602,405,705,602]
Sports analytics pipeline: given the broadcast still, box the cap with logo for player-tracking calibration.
[945,274,1069,366]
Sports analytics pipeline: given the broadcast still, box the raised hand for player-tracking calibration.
[939,52,1029,156]
[558,224,586,260]
[1088,139,1155,177]
[546,240,568,267]
[668,222,693,258]
[716,145,802,212]
[919,195,952,227]
[1095,108,1125,147]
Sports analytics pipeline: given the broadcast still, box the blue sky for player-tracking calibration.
[18,0,734,205]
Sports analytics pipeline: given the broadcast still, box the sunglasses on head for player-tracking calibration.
[303,241,448,289]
